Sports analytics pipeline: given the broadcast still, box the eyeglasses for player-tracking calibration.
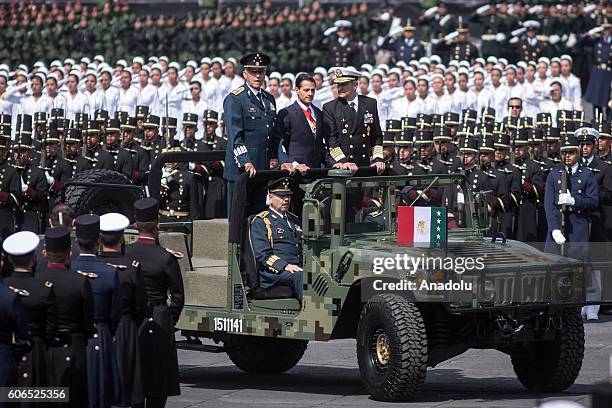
[508,105,522,109]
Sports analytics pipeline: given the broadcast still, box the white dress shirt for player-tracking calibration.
[117,86,140,116]
[64,91,90,121]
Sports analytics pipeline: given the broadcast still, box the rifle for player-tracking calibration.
[165,93,173,148]
[560,166,568,256]
[39,134,47,170]
[81,112,88,159]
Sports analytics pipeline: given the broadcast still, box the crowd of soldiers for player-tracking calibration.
[0,199,184,407]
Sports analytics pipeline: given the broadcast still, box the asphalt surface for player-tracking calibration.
[167,314,612,408]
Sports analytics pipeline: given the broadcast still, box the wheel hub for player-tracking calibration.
[375,333,390,366]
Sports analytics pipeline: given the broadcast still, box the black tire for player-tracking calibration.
[511,307,585,392]
[356,294,428,402]
[63,169,143,219]
[226,335,307,374]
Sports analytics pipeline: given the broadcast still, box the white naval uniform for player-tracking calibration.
[64,91,90,121]
[137,84,159,109]
[117,86,140,116]
[466,88,494,119]
[181,99,207,140]
[540,98,574,126]
[559,74,582,110]
[488,84,510,121]
[389,97,425,120]
[100,86,119,116]
[19,95,52,116]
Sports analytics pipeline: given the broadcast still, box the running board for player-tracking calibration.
[175,339,225,353]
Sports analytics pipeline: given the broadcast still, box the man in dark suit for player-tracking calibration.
[276,74,335,174]
[322,67,385,174]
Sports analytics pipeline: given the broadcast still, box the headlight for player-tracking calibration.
[482,279,496,303]
[556,275,573,298]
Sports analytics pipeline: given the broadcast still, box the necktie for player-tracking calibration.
[303,108,316,136]
[257,92,265,109]
[349,101,356,112]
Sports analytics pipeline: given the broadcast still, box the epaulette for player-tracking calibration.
[231,86,245,96]
[165,248,184,259]
[77,270,98,279]
[254,210,269,220]
[369,210,383,218]
[132,260,140,268]
[484,171,496,178]
[44,281,53,288]
[107,263,127,271]
[591,167,601,173]
[9,286,29,297]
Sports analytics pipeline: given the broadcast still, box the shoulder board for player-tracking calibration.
[369,211,383,218]
[591,167,601,173]
[9,286,30,297]
[107,262,127,271]
[44,281,53,288]
[132,260,140,268]
[254,210,269,219]
[485,172,496,178]
[231,86,245,96]
[77,270,98,279]
[165,248,184,259]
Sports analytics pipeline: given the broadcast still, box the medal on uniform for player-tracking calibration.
[364,112,373,124]
[248,107,256,113]
[276,227,284,234]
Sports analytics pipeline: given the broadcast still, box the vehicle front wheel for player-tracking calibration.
[356,294,428,402]
[510,307,585,392]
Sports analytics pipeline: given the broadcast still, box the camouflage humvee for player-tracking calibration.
[66,154,603,402]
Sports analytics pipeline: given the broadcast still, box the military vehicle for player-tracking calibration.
[63,151,605,402]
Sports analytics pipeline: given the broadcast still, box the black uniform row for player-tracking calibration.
[0,197,183,408]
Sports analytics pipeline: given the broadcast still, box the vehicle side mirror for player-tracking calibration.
[473,190,493,230]
[302,200,324,240]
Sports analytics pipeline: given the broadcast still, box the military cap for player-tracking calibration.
[94,109,109,123]
[593,121,611,138]
[16,114,33,134]
[457,123,474,137]
[0,113,11,126]
[64,128,81,143]
[433,126,452,141]
[401,117,416,130]
[529,128,545,144]
[204,110,219,123]
[556,110,573,125]
[478,123,494,138]
[403,18,416,31]
[268,177,293,196]
[100,213,130,232]
[161,117,177,129]
[460,137,479,153]
[481,107,496,121]
[105,119,121,133]
[44,227,71,253]
[560,134,580,151]
[75,112,89,127]
[494,133,511,149]
[84,120,100,134]
[56,119,71,132]
[144,115,160,128]
[461,109,477,124]
[416,113,432,129]
[536,112,552,126]
[115,111,129,124]
[443,112,460,126]
[334,20,352,29]
[3,231,39,256]
[479,136,496,152]
[14,131,33,150]
[457,19,469,33]
[0,125,11,141]
[163,139,183,152]
[75,214,100,240]
[240,52,271,69]
[513,128,531,146]
[414,129,434,145]
[50,108,65,120]
[135,198,159,222]
[397,128,414,146]
[136,105,149,118]
[575,127,599,142]
[521,117,534,129]
[382,131,395,147]
[34,112,48,125]
[571,110,585,124]
[121,117,137,130]
[386,119,402,133]
[183,113,198,126]
[332,67,360,84]
[545,127,561,142]
[45,128,61,144]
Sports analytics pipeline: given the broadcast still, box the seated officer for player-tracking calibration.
[249,178,303,300]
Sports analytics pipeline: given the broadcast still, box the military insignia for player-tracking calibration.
[231,86,245,96]
[270,104,275,111]
[248,107,256,113]
[107,263,127,270]
[342,129,348,134]
[132,260,140,268]
[9,286,30,297]
[165,248,184,259]
[77,270,98,279]
[336,69,343,78]
[364,112,374,124]
[276,227,285,234]
[44,281,53,288]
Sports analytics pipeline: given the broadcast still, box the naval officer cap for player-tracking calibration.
[2,231,40,256]
[100,213,130,233]
[134,198,159,222]
[575,127,599,143]
[76,214,100,240]
[333,67,361,84]
[240,52,271,70]
[45,227,71,253]
[268,177,294,196]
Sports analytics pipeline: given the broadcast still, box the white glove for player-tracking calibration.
[510,36,519,44]
[20,180,27,193]
[558,192,575,206]
[45,171,54,185]
[549,34,560,45]
[561,34,568,42]
[188,162,195,171]
[424,6,439,18]
[552,229,566,245]
[566,33,577,48]
[588,26,604,37]
[457,192,465,205]
[496,32,506,42]
[430,38,440,45]
[476,4,490,15]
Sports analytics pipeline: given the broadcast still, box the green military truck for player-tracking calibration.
[64,151,603,402]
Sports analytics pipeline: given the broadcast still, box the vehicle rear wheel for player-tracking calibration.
[226,335,307,374]
[356,294,428,402]
[511,307,585,392]
[63,169,143,219]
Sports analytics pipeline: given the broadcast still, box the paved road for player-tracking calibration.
[169,316,612,408]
